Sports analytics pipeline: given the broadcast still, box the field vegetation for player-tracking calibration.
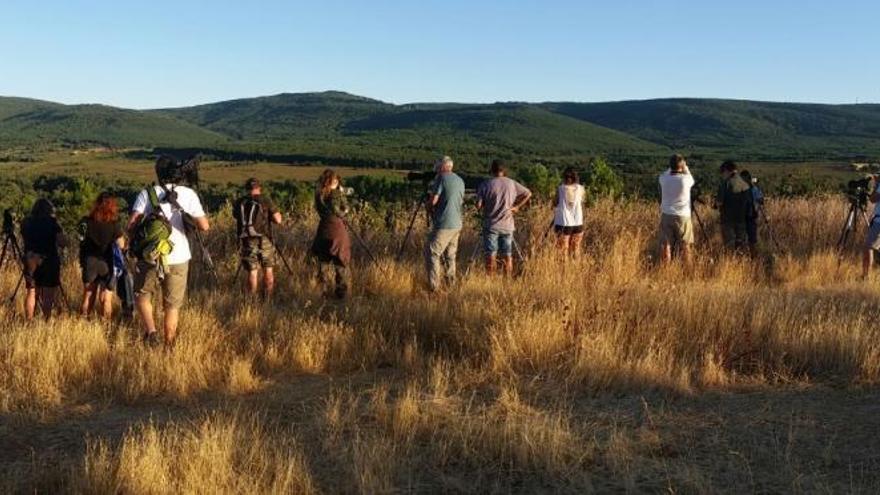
[2,195,880,493]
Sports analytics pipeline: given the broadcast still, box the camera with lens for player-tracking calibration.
[155,154,201,187]
[406,171,436,183]
[847,176,874,207]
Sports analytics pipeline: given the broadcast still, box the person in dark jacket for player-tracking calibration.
[311,169,352,299]
[78,192,125,320]
[21,199,67,321]
[715,161,753,252]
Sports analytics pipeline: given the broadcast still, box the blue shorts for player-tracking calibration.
[483,229,513,256]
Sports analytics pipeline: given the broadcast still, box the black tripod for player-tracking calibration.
[186,221,220,285]
[0,210,22,271]
[396,194,430,262]
[691,199,710,245]
[835,197,871,258]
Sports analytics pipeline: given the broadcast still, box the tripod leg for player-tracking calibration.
[512,237,526,265]
[396,201,422,261]
[0,236,9,270]
[836,207,856,254]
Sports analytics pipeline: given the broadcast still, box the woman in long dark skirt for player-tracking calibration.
[311,169,352,299]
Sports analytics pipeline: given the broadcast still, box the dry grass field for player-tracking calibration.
[0,150,404,184]
[2,196,880,494]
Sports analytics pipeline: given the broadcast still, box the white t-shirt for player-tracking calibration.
[659,170,695,217]
[554,184,585,227]
[132,184,206,265]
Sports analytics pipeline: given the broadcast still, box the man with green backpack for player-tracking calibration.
[233,178,282,297]
[127,156,209,348]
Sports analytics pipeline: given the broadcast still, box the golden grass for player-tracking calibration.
[2,196,880,493]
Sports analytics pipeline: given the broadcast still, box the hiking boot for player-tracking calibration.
[143,331,160,348]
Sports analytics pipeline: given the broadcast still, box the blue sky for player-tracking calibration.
[1,0,878,108]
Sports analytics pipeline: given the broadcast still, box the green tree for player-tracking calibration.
[583,157,624,201]
[516,164,559,199]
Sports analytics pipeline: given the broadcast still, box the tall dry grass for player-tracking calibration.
[2,195,880,493]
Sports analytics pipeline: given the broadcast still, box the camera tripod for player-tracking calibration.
[691,199,710,246]
[396,194,430,262]
[835,198,872,258]
[464,229,527,277]
[0,226,23,271]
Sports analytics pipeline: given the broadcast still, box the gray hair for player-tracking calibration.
[435,156,454,172]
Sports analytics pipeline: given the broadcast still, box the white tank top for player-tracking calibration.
[554,184,585,227]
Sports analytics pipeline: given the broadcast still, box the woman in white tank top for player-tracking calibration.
[553,167,586,259]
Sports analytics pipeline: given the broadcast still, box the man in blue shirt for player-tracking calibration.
[476,159,532,275]
[425,156,466,291]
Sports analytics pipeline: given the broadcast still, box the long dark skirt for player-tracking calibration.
[311,216,351,267]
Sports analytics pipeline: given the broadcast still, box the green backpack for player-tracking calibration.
[131,186,174,267]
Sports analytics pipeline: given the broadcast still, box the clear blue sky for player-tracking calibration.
[2,0,878,108]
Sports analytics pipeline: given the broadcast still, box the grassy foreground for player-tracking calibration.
[2,197,880,493]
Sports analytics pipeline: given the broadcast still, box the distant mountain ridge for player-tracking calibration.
[2,91,880,166]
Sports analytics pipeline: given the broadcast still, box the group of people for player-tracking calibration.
[12,152,879,348]
[658,154,766,263]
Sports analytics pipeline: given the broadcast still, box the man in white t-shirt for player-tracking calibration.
[127,158,210,348]
[658,154,696,264]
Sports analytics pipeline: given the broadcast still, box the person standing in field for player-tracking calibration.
[311,169,352,299]
[78,192,125,320]
[715,160,752,252]
[658,154,696,264]
[476,159,532,275]
[20,199,67,321]
[128,159,209,348]
[233,178,282,298]
[424,156,465,292]
[862,176,880,279]
[740,170,764,256]
[553,167,586,260]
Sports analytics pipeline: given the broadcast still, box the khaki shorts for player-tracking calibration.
[241,237,275,271]
[659,214,694,246]
[134,261,189,310]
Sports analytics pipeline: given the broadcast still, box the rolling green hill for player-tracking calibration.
[543,99,880,160]
[0,97,226,148]
[2,92,880,167]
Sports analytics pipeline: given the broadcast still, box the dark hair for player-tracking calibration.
[30,198,55,219]
[89,192,119,223]
[720,161,738,173]
[490,159,506,176]
[740,170,753,184]
[562,167,579,185]
[669,154,686,170]
[245,177,261,191]
[318,169,341,200]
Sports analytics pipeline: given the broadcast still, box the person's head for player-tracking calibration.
[669,154,687,174]
[490,159,507,177]
[719,160,738,178]
[89,192,119,223]
[245,177,262,196]
[435,156,454,173]
[740,170,753,186]
[562,167,579,185]
[318,169,341,198]
[155,155,181,184]
[30,198,56,219]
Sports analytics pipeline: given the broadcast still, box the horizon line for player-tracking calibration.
[2,90,878,111]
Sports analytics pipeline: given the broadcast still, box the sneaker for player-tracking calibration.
[143,331,160,348]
